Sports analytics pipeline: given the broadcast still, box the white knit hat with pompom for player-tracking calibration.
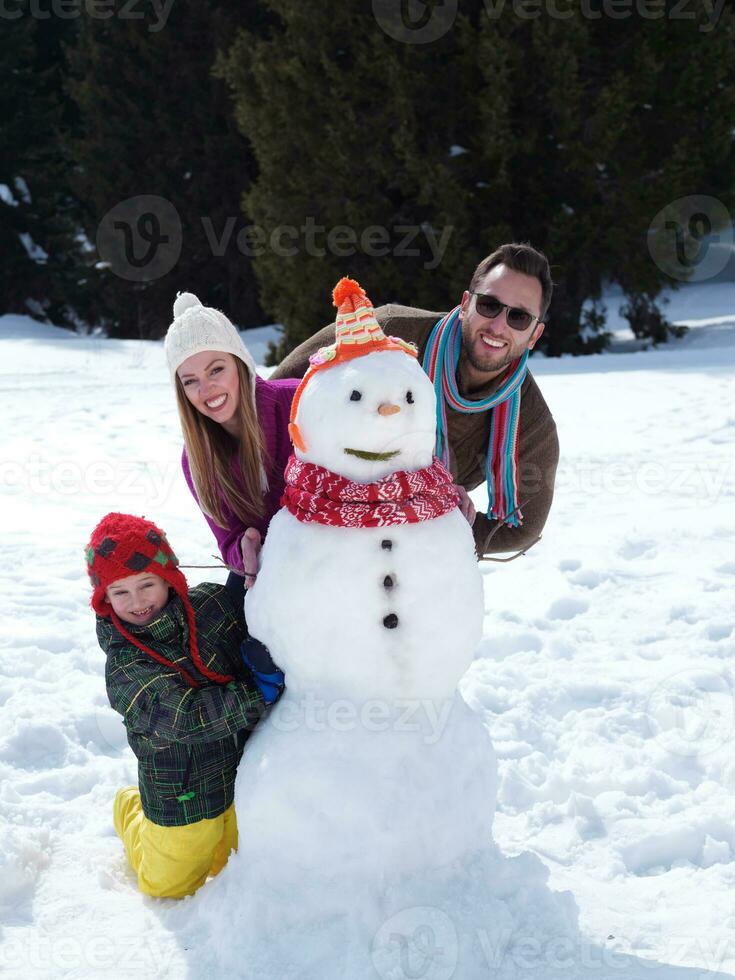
[165,292,258,395]
[167,292,268,490]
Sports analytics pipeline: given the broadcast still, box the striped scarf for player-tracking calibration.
[282,455,459,528]
[423,306,528,527]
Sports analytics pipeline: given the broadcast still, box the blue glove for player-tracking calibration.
[241,637,284,706]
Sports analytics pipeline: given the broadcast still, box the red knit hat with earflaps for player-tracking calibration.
[86,512,233,688]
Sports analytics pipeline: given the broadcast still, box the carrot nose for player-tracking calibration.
[378,403,401,416]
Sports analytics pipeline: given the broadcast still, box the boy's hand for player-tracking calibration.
[240,528,262,585]
[241,637,284,706]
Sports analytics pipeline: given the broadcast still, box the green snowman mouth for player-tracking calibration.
[344,448,400,461]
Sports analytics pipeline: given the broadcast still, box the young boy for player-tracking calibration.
[87,511,266,899]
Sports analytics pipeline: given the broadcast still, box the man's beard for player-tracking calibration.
[461,328,517,377]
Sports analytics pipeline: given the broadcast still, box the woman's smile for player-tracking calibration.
[178,352,241,435]
[205,393,228,411]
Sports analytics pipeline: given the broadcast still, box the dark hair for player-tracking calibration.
[469,243,553,319]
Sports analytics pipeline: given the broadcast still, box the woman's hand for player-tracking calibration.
[240,528,262,585]
[455,485,476,526]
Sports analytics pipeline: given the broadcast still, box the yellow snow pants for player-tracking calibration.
[113,786,238,899]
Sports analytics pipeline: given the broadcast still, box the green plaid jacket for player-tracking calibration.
[97,583,265,827]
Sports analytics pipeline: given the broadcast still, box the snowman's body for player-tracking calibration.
[235,346,497,889]
[185,291,582,979]
[249,511,482,703]
[237,509,496,883]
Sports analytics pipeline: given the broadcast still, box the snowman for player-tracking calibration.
[188,279,500,973]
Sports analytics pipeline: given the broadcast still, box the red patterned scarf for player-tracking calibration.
[282,455,459,528]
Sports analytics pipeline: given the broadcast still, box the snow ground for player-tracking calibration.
[1,280,734,979]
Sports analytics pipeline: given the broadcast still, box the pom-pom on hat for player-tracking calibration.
[165,292,258,401]
[86,512,233,688]
[288,278,418,452]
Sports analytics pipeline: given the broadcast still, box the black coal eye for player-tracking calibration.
[350,390,362,401]
[406,391,414,404]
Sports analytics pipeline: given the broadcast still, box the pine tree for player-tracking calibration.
[460,0,735,353]
[0,7,91,328]
[66,0,266,339]
[219,0,735,356]
[218,0,478,358]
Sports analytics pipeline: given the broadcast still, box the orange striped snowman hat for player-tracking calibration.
[288,277,418,452]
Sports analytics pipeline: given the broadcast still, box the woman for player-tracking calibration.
[165,292,298,599]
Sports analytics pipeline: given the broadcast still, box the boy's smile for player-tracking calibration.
[105,572,170,626]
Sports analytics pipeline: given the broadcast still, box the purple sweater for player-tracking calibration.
[182,374,299,573]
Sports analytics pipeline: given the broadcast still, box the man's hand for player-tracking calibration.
[239,528,262,585]
[455,485,476,526]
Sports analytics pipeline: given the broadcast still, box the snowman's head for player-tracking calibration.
[293,349,436,482]
[288,277,440,482]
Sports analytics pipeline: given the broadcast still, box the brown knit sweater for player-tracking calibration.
[271,304,560,557]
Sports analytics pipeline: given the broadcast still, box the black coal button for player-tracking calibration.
[383,613,399,629]
[383,575,394,589]
[381,539,393,551]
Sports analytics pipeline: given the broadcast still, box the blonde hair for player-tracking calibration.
[176,358,267,528]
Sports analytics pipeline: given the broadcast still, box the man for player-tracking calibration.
[271,243,559,558]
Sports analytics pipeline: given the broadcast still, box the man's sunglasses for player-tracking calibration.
[469,292,541,332]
